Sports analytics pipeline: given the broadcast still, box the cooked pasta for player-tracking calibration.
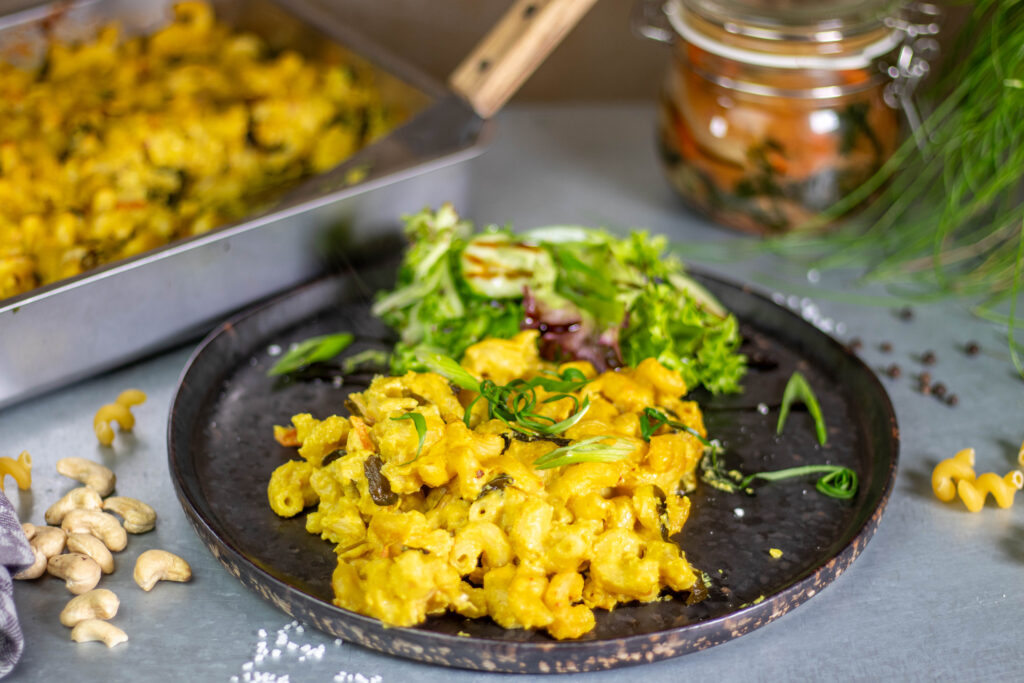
[94,389,147,446]
[931,448,976,502]
[0,1,398,300]
[0,451,32,491]
[957,471,1024,513]
[268,331,706,639]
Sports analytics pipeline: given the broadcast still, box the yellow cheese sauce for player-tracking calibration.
[0,1,397,299]
[268,331,709,639]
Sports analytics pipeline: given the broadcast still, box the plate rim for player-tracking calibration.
[167,266,899,673]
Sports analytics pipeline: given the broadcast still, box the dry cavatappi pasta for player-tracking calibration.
[0,1,398,299]
[268,330,706,639]
[931,446,1024,512]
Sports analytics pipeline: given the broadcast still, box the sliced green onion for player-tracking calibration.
[739,465,858,500]
[776,371,828,445]
[640,407,711,446]
[390,412,427,465]
[528,367,592,393]
[533,436,636,470]
[416,351,481,391]
[268,333,354,376]
[340,349,390,374]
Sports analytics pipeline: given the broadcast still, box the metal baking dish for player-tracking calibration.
[0,0,490,409]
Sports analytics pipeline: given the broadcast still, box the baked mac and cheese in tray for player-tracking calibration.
[268,330,708,639]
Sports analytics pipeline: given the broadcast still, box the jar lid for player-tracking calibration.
[666,0,905,69]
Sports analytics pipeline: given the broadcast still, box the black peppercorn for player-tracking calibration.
[880,342,893,353]
[933,382,947,398]
[946,394,959,407]
[921,351,937,365]
[898,307,914,321]
[965,341,980,356]
[886,364,901,378]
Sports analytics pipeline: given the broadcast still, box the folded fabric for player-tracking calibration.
[0,492,33,678]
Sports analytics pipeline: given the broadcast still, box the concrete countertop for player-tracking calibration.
[3,105,1022,682]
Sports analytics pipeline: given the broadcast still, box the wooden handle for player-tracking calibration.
[449,0,598,119]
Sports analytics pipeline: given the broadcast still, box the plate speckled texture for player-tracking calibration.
[168,263,898,673]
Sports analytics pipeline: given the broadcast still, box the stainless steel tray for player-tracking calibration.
[0,0,490,409]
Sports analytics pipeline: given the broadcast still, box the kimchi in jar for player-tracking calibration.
[654,0,906,234]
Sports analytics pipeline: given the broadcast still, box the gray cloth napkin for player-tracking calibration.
[0,492,33,678]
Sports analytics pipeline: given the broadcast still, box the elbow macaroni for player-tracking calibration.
[0,451,32,491]
[268,331,706,639]
[93,389,146,446]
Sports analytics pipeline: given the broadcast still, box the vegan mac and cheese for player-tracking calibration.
[268,331,707,639]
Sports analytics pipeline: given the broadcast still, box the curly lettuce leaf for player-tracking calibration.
[621,281,744,394]
[374,205,746,393]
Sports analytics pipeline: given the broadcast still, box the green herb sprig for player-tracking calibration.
[268,333,354,376]
[390,413,427,465]
[776,371,827,445]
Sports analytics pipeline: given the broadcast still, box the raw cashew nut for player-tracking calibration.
[60,589,120,627]
[70,619,128,648]
[134,549,192,591]
[30,525,67,557]
[56,458,115,497]
[47,553,102,595]
[61,509,127,552]
[67,533,115,574]
[13,525,67,580]
[102,496,157,534]
[45,486,104,525]
[13,547,46,581]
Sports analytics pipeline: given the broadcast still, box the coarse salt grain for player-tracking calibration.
[258,629,267,638]
[268,344,282,356]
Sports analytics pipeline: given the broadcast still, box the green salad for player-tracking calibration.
[372,205,746,394]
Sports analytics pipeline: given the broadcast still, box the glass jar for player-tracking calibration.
[645,0,912,234]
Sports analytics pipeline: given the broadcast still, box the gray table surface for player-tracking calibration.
[3,105,1023,682]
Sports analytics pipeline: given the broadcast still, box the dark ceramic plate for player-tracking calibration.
[168,262,898,674]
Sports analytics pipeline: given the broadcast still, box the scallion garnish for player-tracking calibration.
[739,465,858,500]
[419,352,593,437]
[390,412,427,465]
[268,332,354,376]
[776,371,827,445]
[533,436,636,470]
[340,349,390,374]
[416,350,481,392]
[640,407,711,445]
